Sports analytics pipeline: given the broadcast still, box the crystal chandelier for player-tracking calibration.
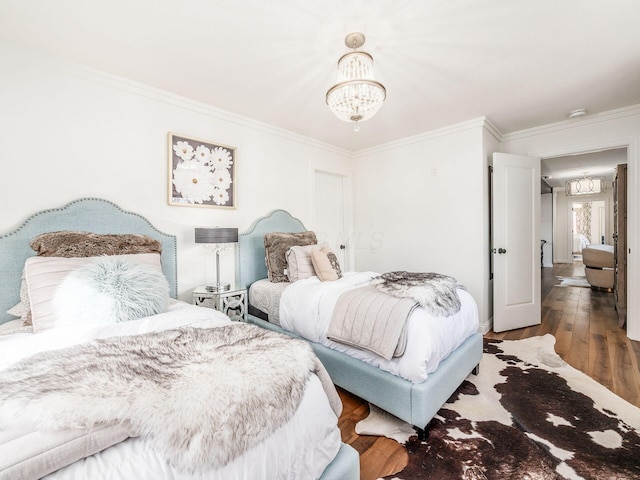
[326,32,386,132]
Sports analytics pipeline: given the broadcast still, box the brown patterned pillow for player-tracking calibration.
[31,232,162,257]
[264,231,317,282]
[311,246,342,282]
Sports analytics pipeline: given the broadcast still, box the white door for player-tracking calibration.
[492,152,541,332]
[314,171,346,267]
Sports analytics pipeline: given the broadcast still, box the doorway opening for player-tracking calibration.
[540,147,627,326]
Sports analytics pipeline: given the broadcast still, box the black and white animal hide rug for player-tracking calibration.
[383,335,640,480]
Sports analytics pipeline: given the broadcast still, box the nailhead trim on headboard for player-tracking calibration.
[0,198,178,324]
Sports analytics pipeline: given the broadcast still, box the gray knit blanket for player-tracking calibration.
[328,286,418,360]
[0,324,335,471]
[371,271,463,317]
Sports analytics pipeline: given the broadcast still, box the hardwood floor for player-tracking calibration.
[337,261,640,480]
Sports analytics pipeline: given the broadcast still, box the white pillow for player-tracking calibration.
[285,244,324,282]
[24,253,163,331]
[53,257,169,327]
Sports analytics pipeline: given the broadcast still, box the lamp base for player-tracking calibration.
[205,283,230,293]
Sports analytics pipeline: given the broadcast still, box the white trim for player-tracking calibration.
[529,137,635,160]
[352,116,491,158]
[506,136,639,341]
[9,40,351,158]
[501,104,640,143]
[479,316,492,335]
[310,167,354,271]
[625,138,639,340]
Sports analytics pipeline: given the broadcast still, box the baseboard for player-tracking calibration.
[479,316,493,334]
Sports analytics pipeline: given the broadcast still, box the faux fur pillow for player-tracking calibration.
[17,232,162,328]
[311,246,342,282]
[53,257,170,326]
[25,253,163,331]
[31,232,162,258]
[264,231,317,283]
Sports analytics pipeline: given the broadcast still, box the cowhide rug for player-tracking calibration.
[556,276,591,288]
[372,335,640,480]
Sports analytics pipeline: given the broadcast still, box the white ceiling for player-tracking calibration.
[1,0,640,154]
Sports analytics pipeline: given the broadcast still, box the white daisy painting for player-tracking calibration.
[168,133,236,208]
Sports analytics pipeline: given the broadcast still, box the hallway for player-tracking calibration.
[486,261,640,407]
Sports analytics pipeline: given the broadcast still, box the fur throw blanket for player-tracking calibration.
[0,324,319,471]
[371,271,463,316]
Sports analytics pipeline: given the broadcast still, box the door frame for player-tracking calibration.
[531,137,637,341]
[310,167,353,271]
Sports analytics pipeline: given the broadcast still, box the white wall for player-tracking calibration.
[351,119,492,328]
[500,107,640,340]
[0,41,352,302]
[541,193,553,268]
[552,188,613,263]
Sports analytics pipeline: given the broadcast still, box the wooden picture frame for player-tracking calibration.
[168,132,236,208]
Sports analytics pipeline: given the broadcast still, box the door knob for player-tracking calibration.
[498,248,507,254]
[339,244,346,250]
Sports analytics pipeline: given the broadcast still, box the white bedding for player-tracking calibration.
[279,272,479,383]
[573,233,590,253]
[0,301,341,480]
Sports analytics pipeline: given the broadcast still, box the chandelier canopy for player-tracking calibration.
[326,32,386,131]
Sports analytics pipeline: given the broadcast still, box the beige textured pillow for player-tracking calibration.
[311,247,342,282]
[25,253,162,332]
[31,232,162,257]
[264,231,317,282]
[286,244,323,282]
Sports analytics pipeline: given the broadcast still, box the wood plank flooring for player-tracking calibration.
[337,261,640,480]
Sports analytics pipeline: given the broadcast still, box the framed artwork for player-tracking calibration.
[168,132,236,208]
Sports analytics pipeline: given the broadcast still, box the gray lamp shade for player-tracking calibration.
[194,227,239,244]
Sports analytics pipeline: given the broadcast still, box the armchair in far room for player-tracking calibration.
[582,244,614,291]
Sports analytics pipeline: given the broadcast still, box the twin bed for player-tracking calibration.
[237,209,483,433]
[0,199,358,480]
[0,199,482,479]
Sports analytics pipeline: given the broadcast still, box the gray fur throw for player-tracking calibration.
[371,271,463,317]
[0,325,317,471]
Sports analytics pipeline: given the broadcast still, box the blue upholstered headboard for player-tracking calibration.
[0,198,178,324]
[236,209,307,289]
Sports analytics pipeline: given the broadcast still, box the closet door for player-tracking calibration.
[613,163,627,327]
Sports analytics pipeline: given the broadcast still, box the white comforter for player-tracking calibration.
[0,301,341,480]
[280,272,479,383]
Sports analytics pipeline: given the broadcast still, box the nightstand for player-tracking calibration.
[192,285,247,321]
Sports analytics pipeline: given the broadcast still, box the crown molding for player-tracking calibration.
[501,104,640,143]
[352,116,494,158]
[5,40,351,158]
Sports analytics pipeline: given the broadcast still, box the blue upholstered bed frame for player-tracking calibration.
[0,199,359,480]
[237,209,484,431]
[0,198,178,325]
